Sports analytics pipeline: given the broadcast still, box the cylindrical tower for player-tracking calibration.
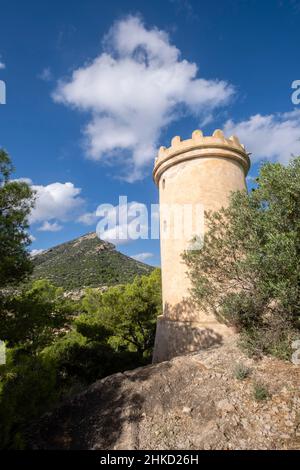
[152,129,250,362]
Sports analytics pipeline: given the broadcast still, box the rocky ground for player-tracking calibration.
[28,337,300,450]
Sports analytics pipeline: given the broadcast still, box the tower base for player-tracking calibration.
[152,316,234,363]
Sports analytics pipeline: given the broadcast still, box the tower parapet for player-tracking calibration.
[152,129,250,363]
[154,129,250,185]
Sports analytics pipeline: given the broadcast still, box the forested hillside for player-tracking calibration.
[31,233,153,290]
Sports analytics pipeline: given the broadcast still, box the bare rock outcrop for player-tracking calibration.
[28,338,300,450]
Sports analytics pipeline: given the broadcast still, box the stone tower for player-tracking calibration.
[152,129,250,362]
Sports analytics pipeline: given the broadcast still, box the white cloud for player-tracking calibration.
[13,179,84,226]
[29,181,84,224]
[37,221,63,232]
[12,177,33,185]
[29,234,36,242]
[131,252,153,262]
[77,211,99,226]
[30,249,45,257]
[224,109,300,165]
[53,15,234,181]
[0,58,5,70]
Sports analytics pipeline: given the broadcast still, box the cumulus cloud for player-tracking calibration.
[224,109,300,164]
[37,221,63,232]
[53,15,234,181]
[29,181,84,224]
[77,211,99,226]
[0,58,5,70]
[13,179,85,230]
[131,252,153,262]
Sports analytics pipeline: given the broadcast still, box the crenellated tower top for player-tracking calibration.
[153,129,250,185]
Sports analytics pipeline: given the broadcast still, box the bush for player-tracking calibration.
[253,381,270,401]
[233,363,252,380]
[43,330,144,392]
[184,158,300,359]
[0,351,58,449]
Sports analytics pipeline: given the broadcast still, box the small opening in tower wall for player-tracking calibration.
[163,220,167,232]
[162,179,165,189]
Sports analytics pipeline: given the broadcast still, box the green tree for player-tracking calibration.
[0,351,58,449]
[0,280,72,354]
[184,158,300,359]
[0,149,35,286]
[82,269,162,357]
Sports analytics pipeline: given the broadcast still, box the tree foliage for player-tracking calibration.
[184,158,300,358]
[0,150,162,449]
[0,271,161,448]
[0,351,58,449]
[82,269,162,356]
[0,149,35,286]
[30,234,153,290]
[0,279,72,353]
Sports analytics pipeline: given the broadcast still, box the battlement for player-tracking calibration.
[153,129,250,185]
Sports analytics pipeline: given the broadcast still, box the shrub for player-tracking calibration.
[0,351,58,449]
[253,381,270,401]
[43,330,146,392]
[233,362,252,380]
[184,158,300,359]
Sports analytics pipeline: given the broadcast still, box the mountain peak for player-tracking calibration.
[30,233,153,290]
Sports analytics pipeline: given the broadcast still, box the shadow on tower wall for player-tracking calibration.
[152,300,224,363]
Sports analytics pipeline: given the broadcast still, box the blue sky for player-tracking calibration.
[0,0,300,266]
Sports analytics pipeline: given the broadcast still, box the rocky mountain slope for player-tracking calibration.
[28,337,300,450]
[30,233,153,291]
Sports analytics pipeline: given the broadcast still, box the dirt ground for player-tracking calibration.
[28,337,300,450]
